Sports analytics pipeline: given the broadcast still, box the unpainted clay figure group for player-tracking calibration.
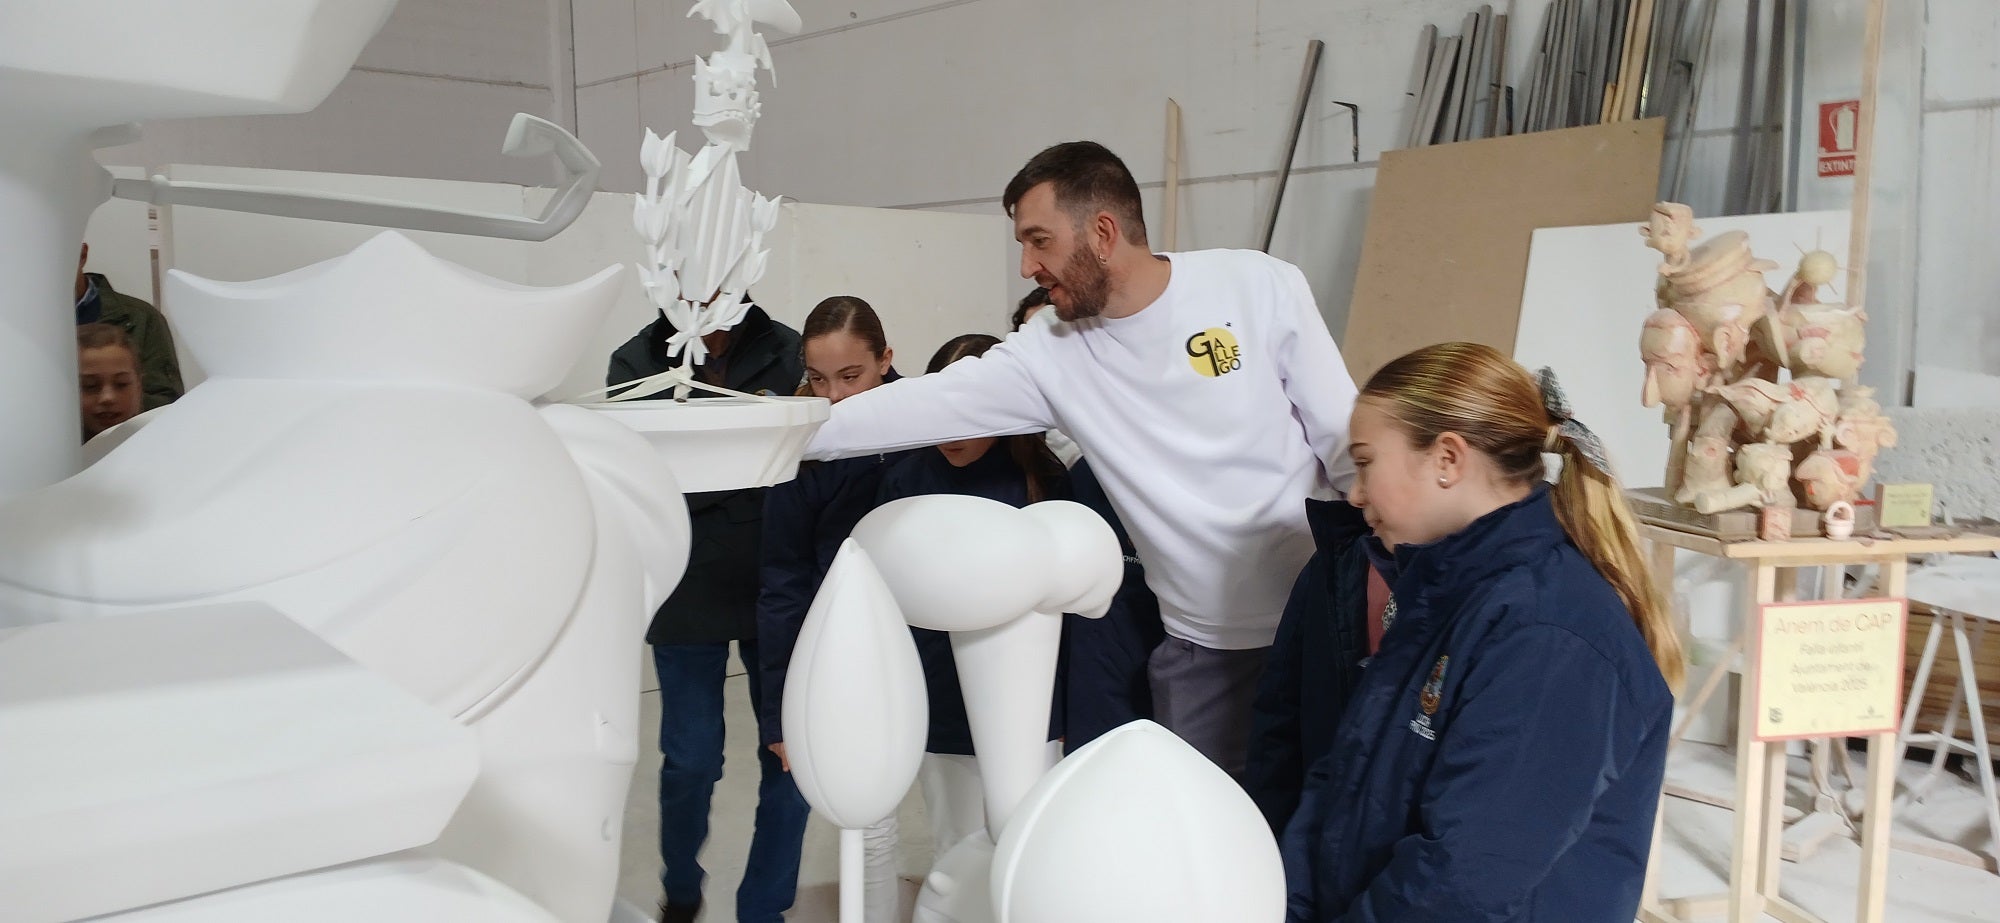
[1636,202,1893,525]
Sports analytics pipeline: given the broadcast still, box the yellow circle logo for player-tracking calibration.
[1185,327,1243,378]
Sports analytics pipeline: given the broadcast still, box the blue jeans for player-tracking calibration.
[653,640,811,923]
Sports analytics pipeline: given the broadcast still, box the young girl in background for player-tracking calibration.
[1280,342,1681,923]
[756,296,910,923]
[874,333,1070,861]
[77,323,143,442]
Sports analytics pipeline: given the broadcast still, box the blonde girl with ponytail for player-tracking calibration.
[1277,342,1680,923]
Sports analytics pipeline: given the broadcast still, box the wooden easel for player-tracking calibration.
[1636,528,2000,923]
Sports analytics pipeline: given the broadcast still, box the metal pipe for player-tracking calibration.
[1261,38,1324,253]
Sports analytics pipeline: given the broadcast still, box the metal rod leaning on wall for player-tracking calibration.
[1402,25,1438,148]
[1260,38,1324,253]
[1667,0,1722,202]
[1486,13,1509,139]
[1163,99,1181,251]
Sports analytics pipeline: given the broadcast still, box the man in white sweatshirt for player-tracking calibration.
[802,141,1357,776]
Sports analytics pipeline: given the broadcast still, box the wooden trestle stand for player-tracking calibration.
[1636,524,2000,923]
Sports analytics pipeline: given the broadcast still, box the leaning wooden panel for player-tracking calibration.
[1341,119,1665,383]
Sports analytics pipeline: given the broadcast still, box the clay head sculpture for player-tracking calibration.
[1639,202,1700,273]
[1781,303,1868,381]
[1677,434,1735,506]
[1795,449,1867,511]
[1734,442,1796,508]
[1640,309,1712,411]
[1764,377,1842,446]
[1833,404,1898,484]
[1655,228,1781,379]
[1709,377,1790,437]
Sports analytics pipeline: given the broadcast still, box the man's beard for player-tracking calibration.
[1049,246,1110,321]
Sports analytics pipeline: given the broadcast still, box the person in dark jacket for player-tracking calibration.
[1243,497,1373,835]
[1059,456,1164,753]
[75,244,182,411]
[606,296,806,923]
[755,295,908,923]
[874,333,1071,858]
[1280,343,1684,923]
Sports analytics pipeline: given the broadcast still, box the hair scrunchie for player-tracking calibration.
[1536,367,1613,476]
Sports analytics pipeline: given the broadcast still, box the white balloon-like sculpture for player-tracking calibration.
[782,495,1288,923]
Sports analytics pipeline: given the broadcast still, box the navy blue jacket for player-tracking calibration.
[1280,486,1672,923]
[1245,498,1373,835]
[875,446,1069,755]
[609,305,803,644]
[755,374,911,748]
[1061,458,1165,753]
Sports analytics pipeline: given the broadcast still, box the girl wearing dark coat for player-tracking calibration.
[755,296,909,923]
[1279,343,1683,923]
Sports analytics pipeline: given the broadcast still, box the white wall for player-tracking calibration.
[574,0,1573,339]
[85,0,2000,400]
[1916,1,2000,388]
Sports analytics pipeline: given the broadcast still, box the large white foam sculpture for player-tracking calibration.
[785,494,1289,922]
[0,0,398,497]
[0,232,693,923]
[790,493,1264,922]
[992,720,1288,923]
[627,0,800,377]
[779,539,931,923]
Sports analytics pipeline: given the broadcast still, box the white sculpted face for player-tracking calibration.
[691,51,761,149]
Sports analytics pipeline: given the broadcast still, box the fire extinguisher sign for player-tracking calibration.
[1818,100,1859,178]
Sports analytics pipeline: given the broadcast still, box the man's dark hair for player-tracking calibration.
[1010,286,1051,330]
[1002,141,1148,246]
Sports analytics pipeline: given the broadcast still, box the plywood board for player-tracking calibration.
[1513,209,1847,487]
[1341,118,1665,384]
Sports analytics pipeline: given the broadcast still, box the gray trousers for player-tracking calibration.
[1147,637,1271,778]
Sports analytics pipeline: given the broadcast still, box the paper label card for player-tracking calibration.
[1877,483,1934,529]
[1755,597,1906,741]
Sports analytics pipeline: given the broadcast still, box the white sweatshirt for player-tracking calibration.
[804,249,1358,650]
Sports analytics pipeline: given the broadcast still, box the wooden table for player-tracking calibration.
[1636,525,2000,923]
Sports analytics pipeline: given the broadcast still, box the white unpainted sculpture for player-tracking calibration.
[778,540,931,923]
[780,493,1282,922]
[625,0,800,384]
[991,721,1288,923]
[0,0,397,497]
[0,233,695,923]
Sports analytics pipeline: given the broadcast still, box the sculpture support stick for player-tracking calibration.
[949,610,1063,837]
[1665,404,1692,497]
[839,827,863,923]
[0,136,101,498]
[1846,0,1885,312]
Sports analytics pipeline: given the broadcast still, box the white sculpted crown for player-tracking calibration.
[165,231,623,398]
